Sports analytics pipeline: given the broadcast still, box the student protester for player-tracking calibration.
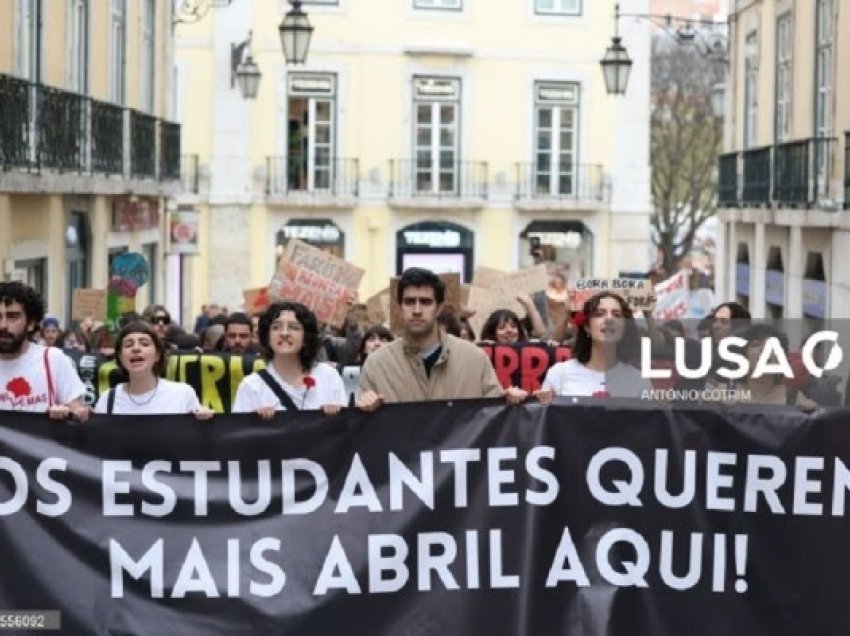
[0,281,89,420]
[40,315,62,347]
[94,321,214,418]
[480,309,528,344]
[142,305,172,342]
[358,268,527,408]
[233,301,347,419]
[222,312,255,355]
[358,325,394,365]
[536,291,651,400]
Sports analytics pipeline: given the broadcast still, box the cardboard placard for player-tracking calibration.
[72,288,107,322]
[469,265,549,318]
[653,271,690,320]
[465,285,505,339]
[570,279,655,311]
[242,287,271,315]
[366,288,390,326]
[268,239,364,327]
[389,273,462,334]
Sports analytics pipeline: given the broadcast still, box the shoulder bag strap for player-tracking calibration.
[257,369,299,411]
[107,387,116,415]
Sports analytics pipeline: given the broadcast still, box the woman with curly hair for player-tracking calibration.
[536,291,651,400]
[233,301,347,419]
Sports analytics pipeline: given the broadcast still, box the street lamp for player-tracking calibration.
[279,1,314,65]
[601,3,727,96]
[231,31,262,99]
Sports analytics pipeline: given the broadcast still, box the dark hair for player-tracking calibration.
[740,323,789,351]
[572,292,640,364]
[90,325,117,354]
[357,324,395,363]
[713,302,751,322]
[118,311,142,330]
[437,309,462,337]
[209,313,228,327]
[397,268,446,305]
[173,333,201,351]
[142,304,171,325]
[225,311,253,331]
[115,320,168,378]
[480,309,528,343]
[257,301,321,371]
[459,318,476,341]
[0,281,45,327]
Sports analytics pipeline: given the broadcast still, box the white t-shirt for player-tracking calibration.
[94,379,201,415]
[232,362,347,413]
[0,344,85,412]
[541,359,652,398]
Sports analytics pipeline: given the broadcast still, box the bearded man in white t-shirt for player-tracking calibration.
[0,282,89,421]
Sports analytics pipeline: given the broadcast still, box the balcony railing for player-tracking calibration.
[265,155,359,197]
[388,159,488,200]
[90,98,124,175]
[160,121,181,181]
[0,72,181,185]
[717,152,738,207]
[844,132,849,209]
[741,147,771,206]
[514,162,604,201]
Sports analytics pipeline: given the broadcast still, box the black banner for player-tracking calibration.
[2,403,850,634]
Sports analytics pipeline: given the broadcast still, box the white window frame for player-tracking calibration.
[140,0,155,113]
[533,81,579,196]
[67,0,88,94]
[743,32,759,149]
[534,0,581,16]
[413,0,462,11]
[15,0,40,81]
[412,77,461,195]
[286,74,337,192]
[814,0,833,178]
[109,0,126,105]
[774,13,792,143]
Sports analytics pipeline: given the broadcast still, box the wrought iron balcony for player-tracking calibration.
[90,98,124,175]
[388,159,488,201]
[0,72,181,186]
[717,152,738,207]
[741,147,771,206]
[160,121,181,181]
[772,137,836,207]
[265,155,359,198]
[514,162,604,202]
[0,74,34,169]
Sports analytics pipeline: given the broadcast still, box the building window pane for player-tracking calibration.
[774,13,792,142]
[743,32,758,149]
[140,0,155,113]
[287,74,337,192]
[414,0,462,10]
[814,0,833,178]
[68,0,88,93]
[532,81,579,196]
[110,0,125,104]
[535,0,581,16]
[412,77,460,195]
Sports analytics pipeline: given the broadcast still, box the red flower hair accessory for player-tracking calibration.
[303,376,316,389]
[571,311,588,328]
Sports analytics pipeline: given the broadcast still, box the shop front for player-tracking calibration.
[519,220,592,277]
[396,221,473,282]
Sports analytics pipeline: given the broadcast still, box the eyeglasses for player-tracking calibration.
[153,316,170,326]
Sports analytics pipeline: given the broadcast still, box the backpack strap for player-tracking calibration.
[107,387,116,415]
[43,347,55,407]
[257,369,299,411]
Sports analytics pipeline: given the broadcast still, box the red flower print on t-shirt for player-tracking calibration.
[592,390,609,398]
[6,377,32,398]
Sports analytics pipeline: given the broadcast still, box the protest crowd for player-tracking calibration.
[1,253,846,419]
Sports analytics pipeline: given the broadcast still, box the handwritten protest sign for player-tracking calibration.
[467,265,549,322]
[268,239,364,327]
[242,287,271,315]
[653,270,690,320]
[389,273,461,334]
[472,266,506,289]
[570,278,655,312]
[72,289,107,322]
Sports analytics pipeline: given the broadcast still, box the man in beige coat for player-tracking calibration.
[358,268,527,409]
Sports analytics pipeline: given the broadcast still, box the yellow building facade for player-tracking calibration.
[716,0,850,321]
[175,0,652,315]
[0,0,181,323]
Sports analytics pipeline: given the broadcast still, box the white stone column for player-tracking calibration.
[786,224,803,319]
[751,221,766,319]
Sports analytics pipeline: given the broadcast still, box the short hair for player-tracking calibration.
[115,320,168,378]
[0,281,45,326]
[397,268,445,305]
[357,324,395,363]
[225,311,253,331]
[142,304,171,323]
[713,302,751,322]
[257,301,321,371]
[572,292,640,364]
[437,309,462,337]
[480,309,528,342]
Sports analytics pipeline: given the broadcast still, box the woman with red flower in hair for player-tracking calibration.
[233,301,347,419]
[535,291,652,401]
